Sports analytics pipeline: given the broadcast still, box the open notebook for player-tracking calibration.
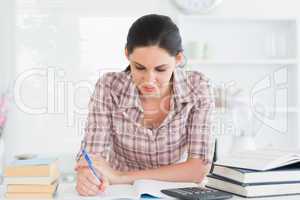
[215,148,300,171]
[59,180,198,200]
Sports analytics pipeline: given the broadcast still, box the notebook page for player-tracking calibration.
[99,184,138,199]
[58,183,138,200]
[134,179,198,199]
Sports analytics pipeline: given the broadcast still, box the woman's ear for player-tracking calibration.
[175,52,184,67]
[125,48,129,60]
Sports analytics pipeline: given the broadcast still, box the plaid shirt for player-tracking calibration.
[77,69,215,172]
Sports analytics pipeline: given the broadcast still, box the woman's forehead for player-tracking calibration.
[129,46,174,67]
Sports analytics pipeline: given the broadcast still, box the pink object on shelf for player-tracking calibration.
[0,115,6,127]
[0,97,8,113]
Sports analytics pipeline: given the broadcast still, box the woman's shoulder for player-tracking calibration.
[182,70,213,102]
[183,70,212,92]
[185,70,210,84]
[94,71,131,105]
[96,71,131,89]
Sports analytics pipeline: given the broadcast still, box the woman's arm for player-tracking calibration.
[119,158,211,184]
[75,74,114,196]
[88,157,211,185]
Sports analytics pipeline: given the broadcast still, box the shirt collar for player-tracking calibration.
[172,68,196,105]
[117,72,142,110]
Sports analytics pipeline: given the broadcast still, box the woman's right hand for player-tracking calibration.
[75,164,109,196]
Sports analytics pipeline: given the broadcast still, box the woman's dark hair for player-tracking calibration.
[125,14,183,71]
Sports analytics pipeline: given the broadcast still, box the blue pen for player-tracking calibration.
[82,149,103,184]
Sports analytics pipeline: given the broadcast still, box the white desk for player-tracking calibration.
[1,183,300,200]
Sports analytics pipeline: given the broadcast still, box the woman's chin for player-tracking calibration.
[141,91,160,98]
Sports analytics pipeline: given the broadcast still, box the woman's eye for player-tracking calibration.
[135,65,145,70]
[156,68,166,72]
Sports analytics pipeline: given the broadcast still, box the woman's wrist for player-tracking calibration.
[115,171,136,185]
[116,171,130,184]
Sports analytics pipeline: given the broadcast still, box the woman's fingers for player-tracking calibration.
[85,170,102,185]
[76,181,99,196]
[78,172,100,191]
[75,156,112,196]
[76,168,103,196]
[76,163,104,185]
[74,162,85,172]
[99,176,110,192]
[78,165,103,185]
[75,159,88,169]
[76,183,89,196]
[99,183,105,192]
[76,182,99,196]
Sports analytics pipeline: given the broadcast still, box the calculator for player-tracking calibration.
[161,187,232,200]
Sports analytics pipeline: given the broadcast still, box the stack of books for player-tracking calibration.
[206,148,300,198]
[4,157,60,199]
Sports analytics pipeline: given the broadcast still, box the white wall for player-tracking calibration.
[2,0,300,171]
[0,0,14,92]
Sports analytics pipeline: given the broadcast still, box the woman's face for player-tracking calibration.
[126,46,183,98]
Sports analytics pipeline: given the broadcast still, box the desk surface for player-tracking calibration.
[1,183,300,200]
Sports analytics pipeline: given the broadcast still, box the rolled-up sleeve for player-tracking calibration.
[76,74,113,160]
[186,79,215,164]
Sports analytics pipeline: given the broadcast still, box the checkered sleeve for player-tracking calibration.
[186,79,216,164]
[76,74,113,161]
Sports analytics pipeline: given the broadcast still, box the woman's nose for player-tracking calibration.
[144,71,156,83]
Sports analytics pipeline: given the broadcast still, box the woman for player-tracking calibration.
[75,14,215,196]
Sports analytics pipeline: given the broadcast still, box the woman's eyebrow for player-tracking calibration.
[155,65,168,69]
[133,61,145,67]
[133,61,168,68]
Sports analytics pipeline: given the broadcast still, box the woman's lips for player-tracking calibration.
[142,86,156,92]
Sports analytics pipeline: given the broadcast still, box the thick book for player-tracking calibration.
[215,148,300,171]
[5,192,55,199]
[60,179,198,199]
[6,181,58,193]
[4,174,59,185]
[5,182,59,199]
[4,157,60,185]
[206,174,300,198]
[212,163,300,184]
[4,158,59,177]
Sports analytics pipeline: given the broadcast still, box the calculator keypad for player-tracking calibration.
[161,187,232,200]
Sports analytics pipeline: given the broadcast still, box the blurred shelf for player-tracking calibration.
[177,15,298,22]
[187,59,298,66]
[214,106,299,114]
